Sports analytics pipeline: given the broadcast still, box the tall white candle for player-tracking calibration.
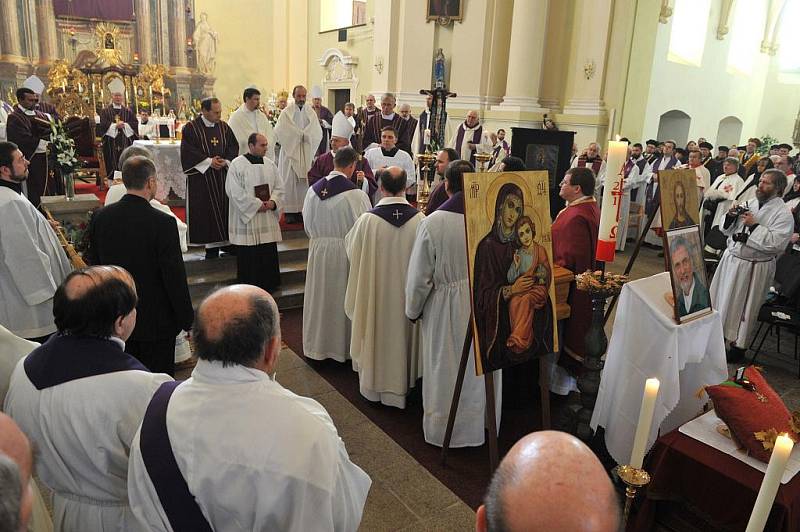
[629,378,660,469]
[596,139,628,262]
[424,128,431,146]
[746,434,794,532]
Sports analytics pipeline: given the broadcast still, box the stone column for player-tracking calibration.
[35,0,58,63]
[170,0,188,68]
[135,0,153,64]
[0,0,23,60]
[496,0,549,112]
[562,0,614,116]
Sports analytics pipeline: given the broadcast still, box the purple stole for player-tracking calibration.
[437,191,465,214]
[369,202,418,227]
[577,156,603,175]
[140,381,213,531]
[312,173,357,200]
[24,334,148,390]
[455,124,483,165]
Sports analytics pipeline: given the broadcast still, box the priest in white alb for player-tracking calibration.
[273,85,322,223]
[302,147,371,362]
[344,166,423,408]
[225,133,284,292]
[363,126,416,203]
[710,169,794,362]
[405,160,501,447]
[228,86,274,158]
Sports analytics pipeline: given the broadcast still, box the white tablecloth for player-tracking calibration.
[680,410,800,484]
[590,271,728,466]
[132,139,185,200]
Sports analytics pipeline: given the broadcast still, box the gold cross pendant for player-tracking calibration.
[210,137,219,146]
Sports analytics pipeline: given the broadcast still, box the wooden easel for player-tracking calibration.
[440,315,551,472]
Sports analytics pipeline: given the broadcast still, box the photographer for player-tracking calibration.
[709,169,794,362]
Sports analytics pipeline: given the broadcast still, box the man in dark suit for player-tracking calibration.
[85,156,193,375]
[670,236,710,317]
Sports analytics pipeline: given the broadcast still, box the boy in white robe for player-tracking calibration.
[228,86,275,158]
[405,160,501,447]
[364,126,416,203]
[273,85,322,222]
[302,147,372,362]
[4,266,172,532]
[345,166,423,408]
[127,285,371,532]
[0,142,71,341]
[710,169,794,361]
[225,133,284,292]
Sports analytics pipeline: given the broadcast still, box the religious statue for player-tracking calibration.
[421,49,454,149]
[193,13,218,75]
[433,48,446,89]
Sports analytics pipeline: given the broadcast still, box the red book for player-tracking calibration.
[254,184,270,202]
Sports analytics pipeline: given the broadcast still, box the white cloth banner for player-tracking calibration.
[590,272,728,466]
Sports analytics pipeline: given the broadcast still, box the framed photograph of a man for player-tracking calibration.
[465,170,559,375]
[665,225,713,323]
[427,0,462,21]
[659,168,701,231]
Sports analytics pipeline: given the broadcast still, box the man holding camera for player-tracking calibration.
[709,169,794,361]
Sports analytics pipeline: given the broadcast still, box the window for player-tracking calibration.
[726,0,767,75]
[320,0,367,33]
[667,0,712,66]
[778,0,800,72]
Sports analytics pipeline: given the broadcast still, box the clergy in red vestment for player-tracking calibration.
[99,79,139,177]
[180,97,238,251]
[361,93,410,155]
[308,112,377,200]
[551,167,600,366]
[5,87,63,207]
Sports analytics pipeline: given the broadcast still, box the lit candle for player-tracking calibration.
[424,128,431,146]
[746,434,794,532]
[629,378,660,469]
[596,139,628,263]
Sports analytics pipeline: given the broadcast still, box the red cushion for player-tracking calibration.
[706,366,795,463]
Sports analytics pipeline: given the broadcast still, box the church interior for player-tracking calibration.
[1,0,800,531]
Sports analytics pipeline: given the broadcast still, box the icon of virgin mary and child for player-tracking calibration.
[472,183,554,373]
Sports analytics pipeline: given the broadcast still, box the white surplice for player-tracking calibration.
[127,359,371,532]
[0,324,36,406]
[709,196,794,347]
[225,155,284,246]
[363,147,417,200]
[302,173,372,362]
[704,172,745,228]
[446,123,491,162]
[228,103,275,158]
[137,120,157,140]
[344,197,423,408]
[4,355,170,532]
[617,157,650,251]
[0,187,71,338]
[273,103,322,212]
[405,208,502,447]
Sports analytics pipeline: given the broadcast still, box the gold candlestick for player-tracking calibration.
[615,464,651,527]
[415,151,437,213]
[474,152,492,172]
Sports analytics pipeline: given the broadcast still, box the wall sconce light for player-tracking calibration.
[374,56,384,75]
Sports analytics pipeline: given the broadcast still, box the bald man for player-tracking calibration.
[5,266,172,531]
[477,431,619,532]
[447,110,490,166]
[0,413,33,532]
[127,285,371,531]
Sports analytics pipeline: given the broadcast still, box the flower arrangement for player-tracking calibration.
[576,270,628,298]
[49,119,80,175]
[264,107,280,128]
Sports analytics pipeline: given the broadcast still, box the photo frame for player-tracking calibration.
[464,171,559,375]
[427,0,463,23]
[659,168,701,231]
[664,225,713,323]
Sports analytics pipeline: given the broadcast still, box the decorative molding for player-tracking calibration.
[317,48,360,102]
[717,0,736,40]
[659,0,674,24]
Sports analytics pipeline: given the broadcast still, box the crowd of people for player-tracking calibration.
[1,77,798,530]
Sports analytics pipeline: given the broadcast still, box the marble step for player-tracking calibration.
[188,258,307,306]
[183,238,309,276]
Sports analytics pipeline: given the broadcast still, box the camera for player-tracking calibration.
[731,204,750,217]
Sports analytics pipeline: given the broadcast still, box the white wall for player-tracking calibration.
[640,0,799,148]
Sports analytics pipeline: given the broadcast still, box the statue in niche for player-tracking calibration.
[193,13,219,75]
[104,33,115,49]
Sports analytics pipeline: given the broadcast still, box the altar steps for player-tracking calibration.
[184,229,308,310]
